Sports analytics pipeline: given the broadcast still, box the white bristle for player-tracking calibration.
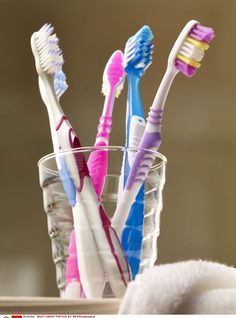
[179,41,205,62]
[125,36,138,51]
[125,53,136,65]
[124,47,136,59]
[144,60,152,70]
[135,62,146,69]
[54,69,68,99]
[101,51,125,97]
[124,30,153,72]
[33,23,64,74]
[115,76,125,97]
[102,75,125,97]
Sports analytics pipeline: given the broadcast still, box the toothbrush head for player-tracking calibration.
[168,20,215,78]
[124,25,154,77]
[102,50,125,98]
[54,69,68,99]
[31,23,64,76]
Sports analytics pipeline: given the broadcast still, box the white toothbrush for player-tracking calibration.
[31,23,130,298]
[39,70,84,298]
[32,24,105,298]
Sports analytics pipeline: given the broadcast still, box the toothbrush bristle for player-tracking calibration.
[124,25,154,76]
[33,23,64,74]
[54,69,68,98]
[175,24,215,78]
[175,59,197,77]
[102,50,125,97]
[189,24,215,44]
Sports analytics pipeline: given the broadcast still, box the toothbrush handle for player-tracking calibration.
[77,177,130,297]
[123,68,176,190]
[113,115,163,235]
[118,74,144,205]
[72,195,105,298]
[121,117,146,278]
[126,131,162,190]
[124,75,144,179]
[87,115,112,197]
[151,67,177,113]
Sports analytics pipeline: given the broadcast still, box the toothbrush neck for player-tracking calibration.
[102,84,116,117]
[151,67,178,112]
[146,67,178,134]
[127,73,144,118]
[126,73,144,147]
[44,75,67,126]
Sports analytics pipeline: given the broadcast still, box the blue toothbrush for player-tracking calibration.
[121,26,154,279]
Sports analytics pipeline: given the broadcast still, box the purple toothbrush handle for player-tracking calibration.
[88,115,112,198]
[126,108,163,190]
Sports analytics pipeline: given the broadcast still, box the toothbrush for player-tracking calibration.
[86,50,126,293]
[39,45,129,298]
[87,50,125,198]
[58,51,125,297]
[33,25,104,298]
[54,71,83,299]
[31,24,130,298]
[39,68,82,298]
[121,26,153,279]
[54,71,83,298]
[112,20,215,237]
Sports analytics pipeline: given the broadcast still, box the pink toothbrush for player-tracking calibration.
[88,50,125,197]
[66,51,126,297]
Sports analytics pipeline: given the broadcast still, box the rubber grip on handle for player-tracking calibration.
[125,131,162,190]
[87,142,108,198]
[87,115,112,197]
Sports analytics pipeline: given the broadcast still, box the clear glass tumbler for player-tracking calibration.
[38,146,167,298]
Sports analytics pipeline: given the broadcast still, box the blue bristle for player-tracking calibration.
[136,25,153,42]
[54,69,68,98]
[124,25,154,76]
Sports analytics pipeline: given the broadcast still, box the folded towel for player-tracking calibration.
[119,260,236,314]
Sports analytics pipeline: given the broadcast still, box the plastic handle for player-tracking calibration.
[127,115,146,167]
[118,74,144,202]
[72,195,105,298]
[126,105,163,190]
[151,68,177,119]
[87,115,112,197]
[122,117,146,279]
[77,177,130,297]
[126,131,161,189]
[112,131,162,236]
[121,184,145,279]
[119,75,146,277]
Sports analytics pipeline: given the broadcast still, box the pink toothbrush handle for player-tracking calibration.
[65,230,84,297]
[88,115,112,198]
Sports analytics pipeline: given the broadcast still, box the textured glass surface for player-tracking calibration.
[40,170,73,294]
[38,146,166,297]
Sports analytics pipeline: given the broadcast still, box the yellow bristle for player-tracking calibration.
[186,37,209,51]
[177,55,201,68]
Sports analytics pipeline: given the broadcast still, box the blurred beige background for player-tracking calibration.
[0,0,235,296]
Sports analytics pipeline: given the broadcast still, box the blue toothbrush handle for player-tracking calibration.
[121,185,144,279]
[122,74,146,279]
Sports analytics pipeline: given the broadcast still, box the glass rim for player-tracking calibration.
[38,146,167,173]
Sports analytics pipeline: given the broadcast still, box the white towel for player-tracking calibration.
[119,260,236,314]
